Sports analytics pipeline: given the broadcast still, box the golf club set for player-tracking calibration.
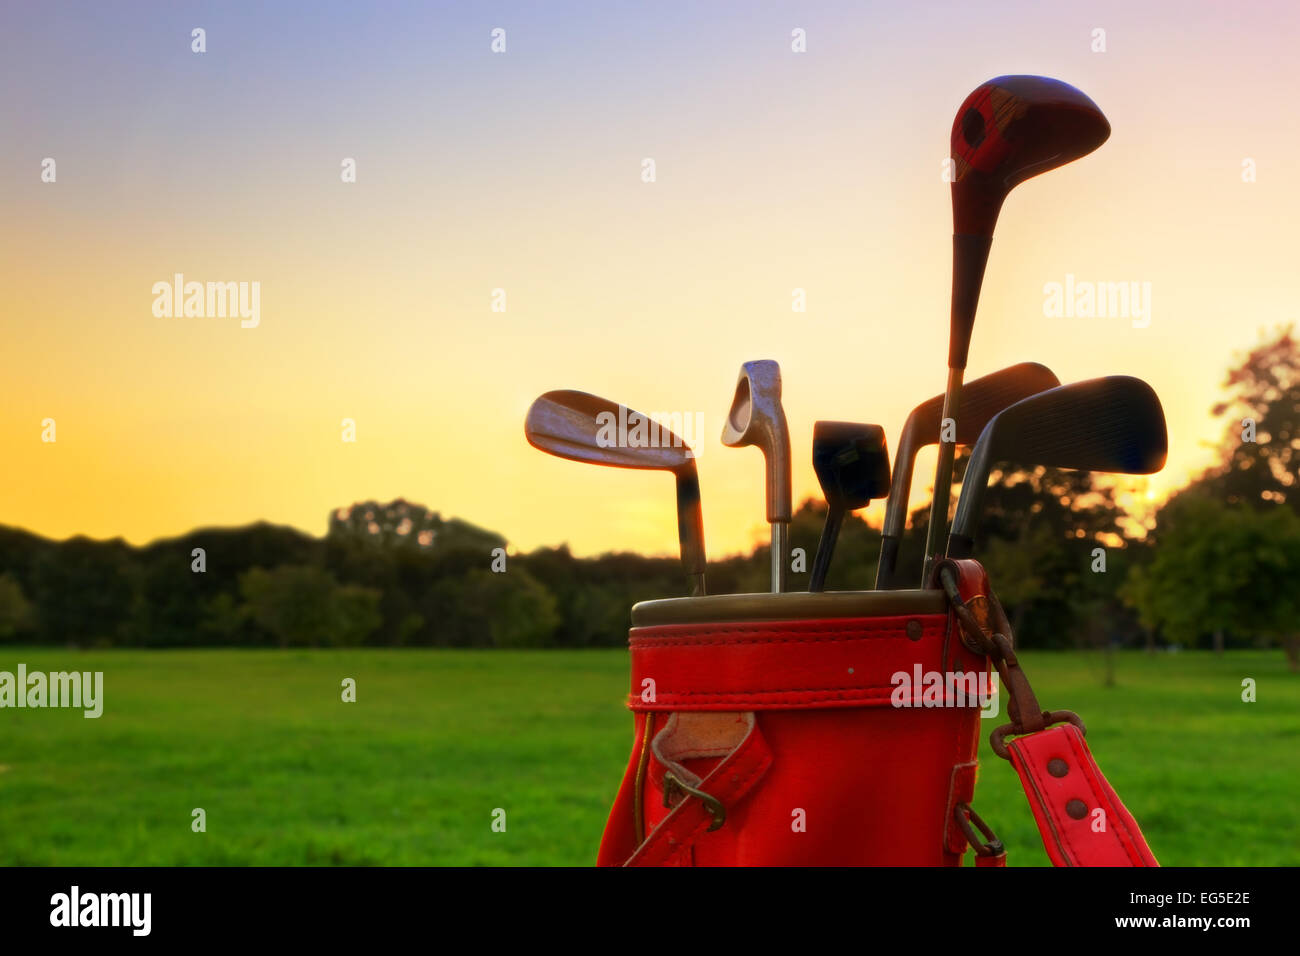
[528,75,1168,598]
[534,74,1170,869]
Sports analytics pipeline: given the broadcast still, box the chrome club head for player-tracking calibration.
[526,389,706,596]
[721,360,792,592]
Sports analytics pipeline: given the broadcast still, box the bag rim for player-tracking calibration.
[631,589,947,626]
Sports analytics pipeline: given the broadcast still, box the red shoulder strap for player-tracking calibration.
[1006,723,1159,866]
[937,557,1158,868]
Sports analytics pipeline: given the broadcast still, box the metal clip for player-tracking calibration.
[662,772,726,832]
[990,710,1087,760]
[954,803,1005,858]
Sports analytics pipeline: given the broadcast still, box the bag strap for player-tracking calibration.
[935,557,1159,867]
[1001,722,1159,866]
[621,712,773,867]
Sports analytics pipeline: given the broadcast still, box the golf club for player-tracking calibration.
[945,375,1168,561]
[875,362,1060,589]
[809,422,891,592]
[721,360,792,593]
[525,389,707,597]
[922,76,1111,586]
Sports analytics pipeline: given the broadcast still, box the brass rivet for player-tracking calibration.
[906,620,923,641]
[1048,759,1069,778]
[1066,799,1088,820]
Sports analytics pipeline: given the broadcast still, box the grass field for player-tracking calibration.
[1,647,1296,866]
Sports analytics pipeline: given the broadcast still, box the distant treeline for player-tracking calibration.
[2,329,1298,663]
[0,499,772,650]
[0,503,1042,651]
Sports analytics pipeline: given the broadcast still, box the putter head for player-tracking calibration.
[951,75,1110,237]
[947,375,1168,558]
[812,422,891,513]
[721,360,792,523]
[526,389,695,474]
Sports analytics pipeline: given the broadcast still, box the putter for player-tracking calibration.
[875,362,1060,589]
[945,376,1168,561]
[922,76,1110,586]
[721,360,791,593]
[525,389,707,597]
[809,422,890,592]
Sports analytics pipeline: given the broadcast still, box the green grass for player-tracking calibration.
[0,648,1295,866]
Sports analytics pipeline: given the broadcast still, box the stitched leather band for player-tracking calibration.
[628,613,989,711]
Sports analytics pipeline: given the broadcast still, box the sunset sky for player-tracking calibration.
[2,1,1298,561]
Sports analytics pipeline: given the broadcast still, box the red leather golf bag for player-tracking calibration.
[597,559,1158,867]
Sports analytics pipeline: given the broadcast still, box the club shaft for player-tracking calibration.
[674,471,707,597]
[876,429,916,589]
[809,508,844,592]
[770,522,788,593]
[874,534,901,589]
[922,368,964,586]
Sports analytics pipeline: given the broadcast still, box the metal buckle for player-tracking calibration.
[662,772,727,832]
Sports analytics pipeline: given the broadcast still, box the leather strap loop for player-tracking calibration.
[623,713,773,867]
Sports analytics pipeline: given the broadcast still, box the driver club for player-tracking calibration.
[922,76,1111,586]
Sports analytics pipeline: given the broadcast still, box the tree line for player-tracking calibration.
[1,330,1297,666]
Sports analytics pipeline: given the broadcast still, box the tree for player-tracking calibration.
[31,537,138,646]
[1205,326,1300,511]
[1121,327,1300,668]
[912,460,1135,648]
[422,567,559,647]
[1122,493,1300,669]
[328,499,505,554]
[238,565,382,647]
[0,574,34,641]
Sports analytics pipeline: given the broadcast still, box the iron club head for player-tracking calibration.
[525,389,706,596]
[721,360,792,592]
[876,362,1059,589]
[945,376,1168,561]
